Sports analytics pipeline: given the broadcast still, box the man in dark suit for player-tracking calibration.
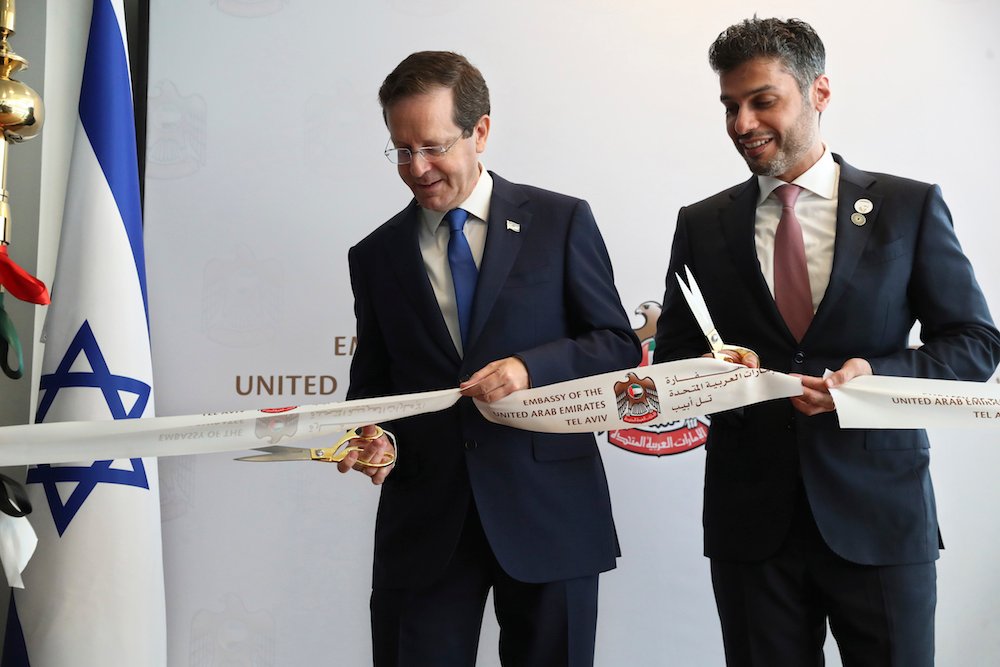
[654,18,1000,667]
[340,51,640,666]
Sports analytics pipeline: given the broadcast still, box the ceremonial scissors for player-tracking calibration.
[235,426,395,467]
[675,265,755,362]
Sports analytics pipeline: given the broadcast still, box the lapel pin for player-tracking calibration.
[851,212,867,226]
[506,220,520,233]
[854,198,873,215]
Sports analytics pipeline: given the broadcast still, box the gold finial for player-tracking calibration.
[0,0,15,37]
[0,0,42,246]
[0,0,42,144]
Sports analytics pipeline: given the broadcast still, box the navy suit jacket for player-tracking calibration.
[654,155,1000,566]
[348,172,641,589]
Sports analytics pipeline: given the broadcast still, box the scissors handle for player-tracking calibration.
[311,426,395,468]
[708,345,757,363]
[705,327,725,355]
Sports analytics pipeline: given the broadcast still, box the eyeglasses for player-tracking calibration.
[384,133,466,165]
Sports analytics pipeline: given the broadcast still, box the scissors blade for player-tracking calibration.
[234,445,313,462]
[234,426,391,465]
[676,265,725,354]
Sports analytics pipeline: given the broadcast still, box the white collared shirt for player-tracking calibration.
[418,165,493,355]
[755,147,840,312]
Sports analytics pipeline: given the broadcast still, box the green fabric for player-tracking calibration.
[0,292,24,380]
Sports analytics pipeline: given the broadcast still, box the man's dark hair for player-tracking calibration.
[378,51,490,136]
[709,18,826,93]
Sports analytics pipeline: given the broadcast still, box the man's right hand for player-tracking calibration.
[706,347,760,368]
[336,424,395,485]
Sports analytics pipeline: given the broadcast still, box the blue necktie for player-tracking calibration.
[445,208,477,348]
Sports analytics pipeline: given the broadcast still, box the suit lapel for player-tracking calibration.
[466,174,528,349]
[382,202,461,364]
[719,177,789,333]
[809,156,881,334]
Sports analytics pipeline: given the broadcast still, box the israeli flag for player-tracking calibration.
[3,1,167,664]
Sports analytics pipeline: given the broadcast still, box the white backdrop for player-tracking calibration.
[133,1,1000,664]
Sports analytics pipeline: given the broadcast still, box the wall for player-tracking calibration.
[29,1,1000,664]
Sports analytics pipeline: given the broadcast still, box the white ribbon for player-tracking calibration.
[830,374,1000,429]
[0,388,462,467]
[476,358,802,432]
[0,359,802,469]
[5,363,1000,467]
[0,512,36,588]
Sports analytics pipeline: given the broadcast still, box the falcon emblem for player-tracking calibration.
[255,413,299,444]
[614,372,660,424]
[604,299,709,456]
[633,300,662,343]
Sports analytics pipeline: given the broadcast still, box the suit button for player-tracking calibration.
[793,351,805,364]
[465,440,477,451]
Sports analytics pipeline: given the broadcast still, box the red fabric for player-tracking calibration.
[0,245,50,305]
[773,184,812,341]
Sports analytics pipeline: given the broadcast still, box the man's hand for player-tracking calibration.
[336,424,395,485]
[790,357,872,416]
[460,356,530,402]
[709,347,760,368]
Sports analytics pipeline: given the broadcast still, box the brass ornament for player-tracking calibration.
[0,0,47,381]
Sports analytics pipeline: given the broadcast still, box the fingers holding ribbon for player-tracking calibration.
[790,358,873,417]
[459,356,530,403]
[790,375,837,416]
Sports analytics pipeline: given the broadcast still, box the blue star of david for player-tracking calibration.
[26,320,152,536]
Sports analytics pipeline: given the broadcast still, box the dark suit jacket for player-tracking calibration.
[348,172,641,589]
[654,155,1000,566]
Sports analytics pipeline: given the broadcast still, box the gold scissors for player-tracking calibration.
[235,426,395,467]
[675,265,756,362]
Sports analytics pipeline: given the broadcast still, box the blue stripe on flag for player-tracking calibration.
[78,0,148,321]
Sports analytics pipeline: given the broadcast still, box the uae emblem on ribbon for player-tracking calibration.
[255,407,299,444]
[614,373,660,424]
[604,300,710,457]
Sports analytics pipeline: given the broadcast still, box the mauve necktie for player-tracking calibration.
[773,184,813,341]
[445,207,477,347]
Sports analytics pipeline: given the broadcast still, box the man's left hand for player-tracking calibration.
[790,357,872,416]
[460,357,530,402]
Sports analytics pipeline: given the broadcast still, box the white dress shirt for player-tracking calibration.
[755,147,840,312]
[418,165,493,356]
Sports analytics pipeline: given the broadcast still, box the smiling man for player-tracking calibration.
[342,51,640,666]
[654,17,1000,667]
